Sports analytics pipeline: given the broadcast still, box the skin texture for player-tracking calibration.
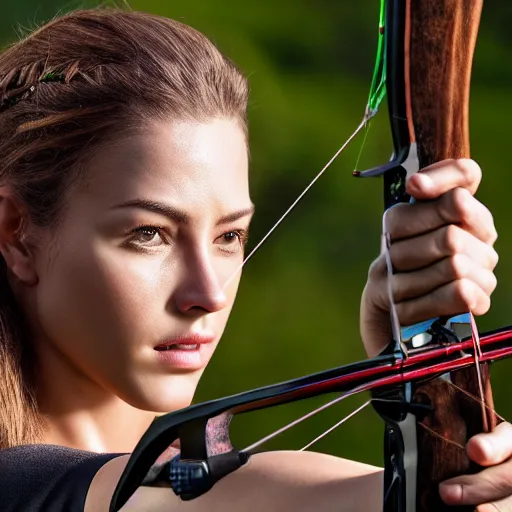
[360,159,512,512]
[361,159,498,357]
[1,118,253,453]
[86,452,383,512]
[0,120,511,511]
[440,422,512,511]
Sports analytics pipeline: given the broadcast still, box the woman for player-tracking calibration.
[0,7,510,512]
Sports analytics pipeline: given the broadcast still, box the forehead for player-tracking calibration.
[79,118,250,212]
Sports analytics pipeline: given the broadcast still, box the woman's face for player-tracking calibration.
[29,118,252,412]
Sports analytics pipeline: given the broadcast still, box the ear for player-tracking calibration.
[0,186,38,286]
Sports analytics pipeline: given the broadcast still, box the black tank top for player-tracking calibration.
[0,444,123,511]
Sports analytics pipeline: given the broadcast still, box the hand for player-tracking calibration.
[360,158,498,357]
[439,422,512,511]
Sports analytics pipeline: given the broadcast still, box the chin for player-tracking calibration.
[119,373,199,414]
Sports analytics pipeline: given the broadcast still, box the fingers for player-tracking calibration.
[368,235,497,326]
[382,163,498,325]
[390,225,499,272]
[439,424,512,509]
[406,158,482,200]
[395,278,491,325]
[392,254,497,302]
[472,424,512,511]
[468,423,512,467]
[439,458,512,507]
[386,187,497,245]
[365,255,495,326]
[360,158,497,353]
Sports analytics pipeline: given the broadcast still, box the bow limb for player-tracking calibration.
[372,1,497,511]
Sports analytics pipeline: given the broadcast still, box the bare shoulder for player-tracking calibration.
[85,450,383,512]
[84,455,130,512]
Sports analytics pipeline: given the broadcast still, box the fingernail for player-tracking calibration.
[439,483,463,504]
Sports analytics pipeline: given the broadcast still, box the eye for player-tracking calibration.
[216,229,249,254]
[127,224,165,248]
[223,232,239,243]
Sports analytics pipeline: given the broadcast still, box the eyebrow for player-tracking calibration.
[111,199,255,226]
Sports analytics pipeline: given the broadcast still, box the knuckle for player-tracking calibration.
[455,158,482,188]
[487,213,499,245]
[487,272,498,294]
[489,227,499,245]
[450,187,474,223]
[447,253,471,280]
[488,248,500,270]
[452,278,478,310]
[382,206,394,228]
[457,478,481,504]
[443,224,465,255]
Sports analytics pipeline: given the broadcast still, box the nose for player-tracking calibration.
[173,249,229,315]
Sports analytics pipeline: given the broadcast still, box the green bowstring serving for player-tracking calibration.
[366,0,387,117]
[353,0,387,172]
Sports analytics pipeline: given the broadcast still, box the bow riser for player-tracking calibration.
[380,1,494,511]
[407,0,482,164]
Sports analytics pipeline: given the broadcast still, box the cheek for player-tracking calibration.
[36,239,168,360]
[222,262,243,303]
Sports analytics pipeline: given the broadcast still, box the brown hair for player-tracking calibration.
[0,8,249,448]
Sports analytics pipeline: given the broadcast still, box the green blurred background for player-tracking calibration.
[2,0,512,469]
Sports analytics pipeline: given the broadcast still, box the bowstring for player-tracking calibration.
[221,113,374,291]
[222,0,387,291]
[242,387,373,454]
[299,400,372,451]
[469,311,490,431]
[222,0,390,453]
[382,218,403,346]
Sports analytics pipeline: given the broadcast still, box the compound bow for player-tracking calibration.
[110,1,512,511]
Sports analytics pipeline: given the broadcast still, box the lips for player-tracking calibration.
[153,333,216,370]
[154,333,215,351]
[157,343,198,351]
